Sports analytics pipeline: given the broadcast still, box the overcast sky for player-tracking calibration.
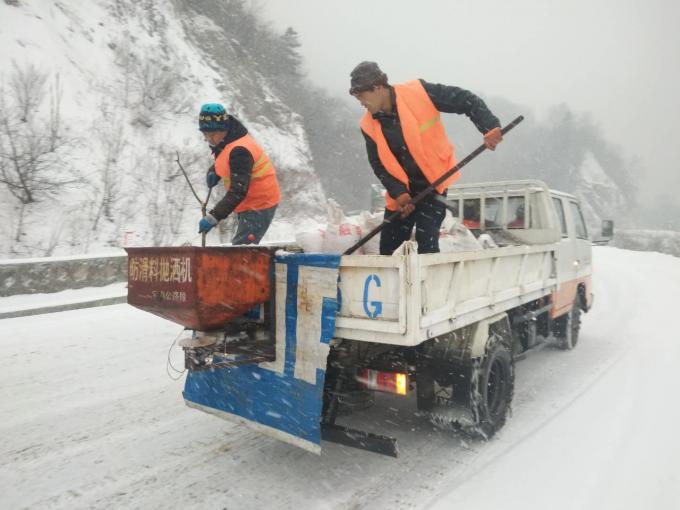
[261,0,680,201]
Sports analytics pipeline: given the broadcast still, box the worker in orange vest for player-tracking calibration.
[350,62,503,254]
[197,103,280,244]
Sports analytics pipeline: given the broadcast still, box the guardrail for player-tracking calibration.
[612,229,680,258]
[0,253,127,297]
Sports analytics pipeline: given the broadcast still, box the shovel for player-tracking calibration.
[176,153,212,247]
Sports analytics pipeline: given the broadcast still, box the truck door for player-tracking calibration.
[552,196,576,315]
[568,201,593,300]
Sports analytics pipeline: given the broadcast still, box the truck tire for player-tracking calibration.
[555,300,581,350]
[469,334,514,439]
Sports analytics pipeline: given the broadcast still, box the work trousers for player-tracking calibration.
[232,205,277,245]
[379,194,446,255]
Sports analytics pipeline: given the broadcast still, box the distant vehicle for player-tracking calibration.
[127,180,599,457]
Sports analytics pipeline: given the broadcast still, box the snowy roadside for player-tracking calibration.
[0,282,127,320]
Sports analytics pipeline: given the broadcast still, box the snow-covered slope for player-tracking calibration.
[0,0,325,257]
[574,152,628,233]
[1,247,678,509]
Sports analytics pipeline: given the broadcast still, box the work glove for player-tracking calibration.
[198,213,218,234]
[395,192,415,218]
[206,165,220,188]
[483,127,503,151]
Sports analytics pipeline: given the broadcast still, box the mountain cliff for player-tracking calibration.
[0,0,325,256]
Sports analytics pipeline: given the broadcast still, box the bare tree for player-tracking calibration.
[131,61,188,125]
[111,36,133,109]
[48,73,62,152]
[91,104,127,231]
[9,61,45,123]
[42,216,66,256]
[12,201,26,245]
[131,145,197,246]
[0,64,77,251]
[112,39,192,128]
[0,66,74,206]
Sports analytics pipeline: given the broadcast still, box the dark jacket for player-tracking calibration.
[361,79,500,198]
[209,116,254,220]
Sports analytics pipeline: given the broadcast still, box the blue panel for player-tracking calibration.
[184,362,325,443]
[284,263,299,378]
[320,297,338,345]
[183,252,341,449]
[275,252,341,269]
[242,304,262,320]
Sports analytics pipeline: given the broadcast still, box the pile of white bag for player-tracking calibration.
[439,215,483,252]
[295,199,495,255]
[295,199,378,254]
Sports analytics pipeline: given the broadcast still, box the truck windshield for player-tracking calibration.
[507,196,525,229]
[570,202,589,239]
[463,199,481,229]
[484,197,503,229]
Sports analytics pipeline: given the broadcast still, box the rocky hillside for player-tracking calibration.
[0,0,325,257]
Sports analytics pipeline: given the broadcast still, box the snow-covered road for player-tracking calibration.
[1,247,679,510]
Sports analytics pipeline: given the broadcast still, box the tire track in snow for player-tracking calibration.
[419,247,679,508]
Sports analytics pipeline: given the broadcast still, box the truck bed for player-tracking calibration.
[335,241,557,346]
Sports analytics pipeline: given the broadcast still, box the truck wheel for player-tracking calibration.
[555,301,581,350]
[469,336,514,439]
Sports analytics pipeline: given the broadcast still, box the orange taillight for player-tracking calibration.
[357,369,409,396]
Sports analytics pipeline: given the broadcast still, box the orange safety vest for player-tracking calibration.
[360,80,458,210]
[214,133,280,213]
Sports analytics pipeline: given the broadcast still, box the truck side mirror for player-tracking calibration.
[601,219,614,239]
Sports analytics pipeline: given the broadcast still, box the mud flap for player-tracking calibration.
[183,253,341,454]
[321,423,399,457]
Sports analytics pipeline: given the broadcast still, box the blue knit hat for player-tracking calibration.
[198,103,229,131]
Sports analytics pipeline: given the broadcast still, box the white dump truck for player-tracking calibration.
[126,179,601,457]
